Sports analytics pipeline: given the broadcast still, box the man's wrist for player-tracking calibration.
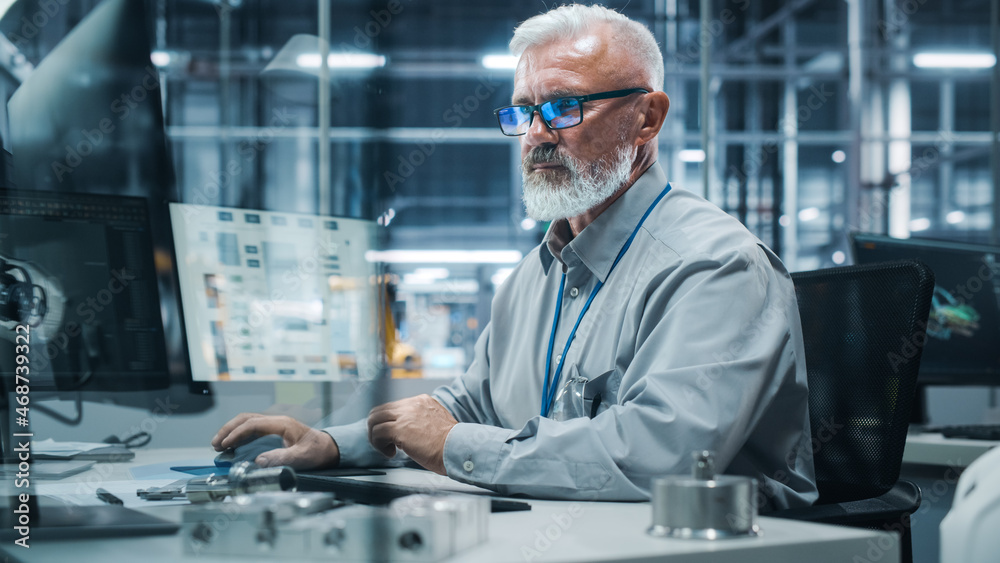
[321,430,341,467]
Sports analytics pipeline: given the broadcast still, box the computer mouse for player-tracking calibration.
[214,435,284,467]
[214,448,236,467]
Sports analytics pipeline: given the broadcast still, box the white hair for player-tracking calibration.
[509,4,664,91]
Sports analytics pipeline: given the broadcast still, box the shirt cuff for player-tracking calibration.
[442,423,515,485]
[323,418,385,467]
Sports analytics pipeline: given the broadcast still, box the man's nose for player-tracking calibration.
[523,109,559,146]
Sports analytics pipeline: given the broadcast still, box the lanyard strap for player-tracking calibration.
[541,183,672,417]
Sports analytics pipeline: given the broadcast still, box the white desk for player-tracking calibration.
[2,448,900,563]
[902,432,997,468]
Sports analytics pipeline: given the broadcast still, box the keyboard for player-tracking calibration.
[932,424,1000,441]
[296,475,531,513]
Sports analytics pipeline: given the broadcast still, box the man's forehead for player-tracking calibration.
[512,33,612,102]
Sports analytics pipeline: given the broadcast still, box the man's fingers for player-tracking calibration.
[218,416,297,451]
[368,420,398,458]
[212,412,261,450]
[256,447,299,468]
[366,404,398,444]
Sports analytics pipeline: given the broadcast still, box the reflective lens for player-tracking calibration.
[540,98,582,129]
[496,98,583,136]
[494,88,647,136]
[497,107,532,136]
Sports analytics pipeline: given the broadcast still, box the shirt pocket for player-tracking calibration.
[583,367,621,418]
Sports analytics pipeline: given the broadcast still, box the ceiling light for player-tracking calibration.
[678,149,706,163]
[798,207,820,222]
[151,50,171,67]
[913,52,996,69]
[366,250,523,264]
[946,211,966,224]
[296,53,386,69]
[481,54,519,70]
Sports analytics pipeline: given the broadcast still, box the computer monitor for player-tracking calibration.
[6,0,173,201]
[0,189,170,392]
[850,233,1000,387]
[169,202,380,382]
[0,0,208,423]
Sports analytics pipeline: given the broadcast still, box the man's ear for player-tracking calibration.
[635,91,670,147]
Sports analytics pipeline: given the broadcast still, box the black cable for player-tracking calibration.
[33,394,84,426]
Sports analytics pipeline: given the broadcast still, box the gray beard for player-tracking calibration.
[521,142,634,222]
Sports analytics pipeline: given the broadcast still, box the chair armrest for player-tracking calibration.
[769,480,921,526]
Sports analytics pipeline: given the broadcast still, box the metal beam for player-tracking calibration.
[992,0,1000,245]
[720,0,819,61]
[700,0,711,199]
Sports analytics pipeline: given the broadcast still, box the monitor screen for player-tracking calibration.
[851,233,1000,385]
[6,0,172,201]
[0,189,170,392]
[169,203,379,382]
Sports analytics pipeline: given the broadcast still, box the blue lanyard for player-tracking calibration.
[541,183,672,417]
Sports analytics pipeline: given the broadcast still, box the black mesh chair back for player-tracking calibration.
[774,260,934,563]
[792,260,934,503]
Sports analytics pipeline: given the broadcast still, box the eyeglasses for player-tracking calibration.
[494,88,648,136]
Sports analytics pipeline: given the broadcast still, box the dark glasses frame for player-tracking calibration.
[493,88,649,136]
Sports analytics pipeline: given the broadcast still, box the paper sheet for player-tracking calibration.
[32,438,114,456]
[36,479,190,508]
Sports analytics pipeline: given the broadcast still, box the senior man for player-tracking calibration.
[213,4,818,511]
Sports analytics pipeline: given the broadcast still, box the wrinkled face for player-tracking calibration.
[514,29,641,221]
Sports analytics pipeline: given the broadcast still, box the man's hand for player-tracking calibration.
[211,413,340,470]
[367,395,458,475]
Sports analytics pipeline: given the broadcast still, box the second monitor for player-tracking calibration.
[851,233,1000,386]
[169,203,379,383]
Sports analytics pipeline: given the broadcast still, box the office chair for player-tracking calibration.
[771,260,934,563]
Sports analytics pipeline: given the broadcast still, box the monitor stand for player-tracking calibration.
[909,384,930,427]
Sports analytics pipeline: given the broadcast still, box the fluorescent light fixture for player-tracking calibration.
[831,150,846,163]
[296,53,387,69]
[946,210,966,224]
[913,52,996,69]
[778,215,791,227]
[481,54,519,70]
[832,251,846,265]
[798,207,821,222]
[910,218,931,232]
[401,268,450,286]
[366,250,523,264]
[678,149,706,163]
[151,50,171,67]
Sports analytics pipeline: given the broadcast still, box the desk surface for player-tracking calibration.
[3,448,900,563]
[903,432,997,468]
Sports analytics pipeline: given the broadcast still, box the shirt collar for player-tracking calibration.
[538,162,668,281]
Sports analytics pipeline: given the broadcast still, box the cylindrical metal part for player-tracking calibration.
[692,450,715,481]
[229,462,297,496]
[185,462,298,503]
[648,475,760,539]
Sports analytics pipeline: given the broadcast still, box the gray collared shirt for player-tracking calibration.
[329,162,818,510]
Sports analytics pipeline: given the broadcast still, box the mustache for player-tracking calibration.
[523,146,568,170]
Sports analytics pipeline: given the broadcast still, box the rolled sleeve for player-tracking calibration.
[442,423,514,484]
[323,419,394,468]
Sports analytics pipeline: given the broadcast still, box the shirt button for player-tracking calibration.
[569,287,580,298]
[463,460,475,473]
[556,354,562,364]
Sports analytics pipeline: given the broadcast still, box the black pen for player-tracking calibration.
[96,488,124,505]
